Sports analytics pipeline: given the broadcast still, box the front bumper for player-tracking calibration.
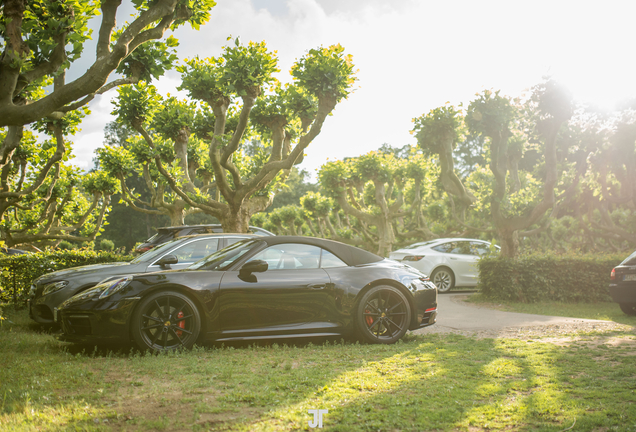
[410,282,438,330]
[56,297,140,344]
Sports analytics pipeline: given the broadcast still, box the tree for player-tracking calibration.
[319,151,407,256]
[464,81,574,257]
[0,0,216,244]
[109,40,357,232]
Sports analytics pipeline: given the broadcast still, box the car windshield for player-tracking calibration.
[621,250,636,266]
[130,239,182,264]
[189,239,263,271]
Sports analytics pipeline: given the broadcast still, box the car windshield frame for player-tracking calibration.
[189,239,264,271]
[130,239,184,264]
[621,250,636,266]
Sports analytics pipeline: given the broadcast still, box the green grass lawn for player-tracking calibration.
[466,294,636,326]
[1,307,636,431]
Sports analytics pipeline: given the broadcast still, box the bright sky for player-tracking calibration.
[70,0,636,181]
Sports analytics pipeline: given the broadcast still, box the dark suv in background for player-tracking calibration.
[135,224,275,253]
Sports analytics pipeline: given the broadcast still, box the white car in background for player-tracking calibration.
[389,238,498,292]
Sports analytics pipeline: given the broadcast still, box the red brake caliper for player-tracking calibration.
[176,311,185,337]
[365,309,374,327]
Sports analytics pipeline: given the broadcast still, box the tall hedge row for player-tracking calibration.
[0,250,133,304]
[477,253,626,303]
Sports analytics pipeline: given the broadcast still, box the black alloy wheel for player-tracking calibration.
[431,267,455,293]
[131,291,201,351]
[356,285,411,344]
[619,303,636,316]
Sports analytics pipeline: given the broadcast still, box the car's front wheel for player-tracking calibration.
[131,291,201,351]
[619,303,636,316]
[431,267,455,293]
[356,285,411,344]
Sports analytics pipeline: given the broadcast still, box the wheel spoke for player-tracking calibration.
[363,312,380,317]
[365,301,381,313]
[151,327,163,346]
[165,296,170,317]
[388,312,407,316]
[162,330,168,348]
[154,300,164,319]
[172,326,193,335]
[176,314,193,321]
[169,327,185,346]
[141,323,163,331]
[387,301,404,313]
[386,318,402,334]
[172,301,186,318]
[368,318,381,331]
[143,314,163,323]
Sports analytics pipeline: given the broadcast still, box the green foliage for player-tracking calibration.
[97,239,115,251]
[291,44,358,103]
[412,105,464,154]
[115,36,179,82]
[478,252,626,303]
[112,82,162,126]
[0,250,133,304]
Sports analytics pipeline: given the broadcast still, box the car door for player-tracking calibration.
[218,243,335,335]
[446,241,480,286]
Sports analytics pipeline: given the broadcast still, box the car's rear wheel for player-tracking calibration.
[431,267,455,293]
[356,285,411,344]
[619,303,636,316]
[131,291,201,352]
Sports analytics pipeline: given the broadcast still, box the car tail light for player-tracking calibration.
[404,255,425,261]
[610,268,616,281]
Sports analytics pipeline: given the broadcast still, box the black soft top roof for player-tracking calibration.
[255,236,383,266]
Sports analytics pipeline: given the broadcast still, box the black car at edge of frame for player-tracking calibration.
[56,236,438,350]
[609,250,636,316]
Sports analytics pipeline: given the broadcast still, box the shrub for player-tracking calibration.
[97,239,115,251]
[57,240,76,250]
[477,252,626,303]
[0,250,133,305]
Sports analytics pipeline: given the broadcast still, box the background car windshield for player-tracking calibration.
[189,239,262,271]
[621,251,636,266]
[130,239,181,264]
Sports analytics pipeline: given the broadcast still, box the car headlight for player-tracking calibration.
[98,276,133,299]
[42,281,69,296]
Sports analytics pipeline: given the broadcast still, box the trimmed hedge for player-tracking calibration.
[0,250,133,305]
[477,252,626,303]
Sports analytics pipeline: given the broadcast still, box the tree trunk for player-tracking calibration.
[498,227,519,258]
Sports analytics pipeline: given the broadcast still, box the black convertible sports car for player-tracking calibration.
[56,236,438,350]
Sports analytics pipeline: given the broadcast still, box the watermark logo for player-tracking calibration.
[308,409,328,428]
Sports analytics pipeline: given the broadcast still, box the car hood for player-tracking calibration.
[34,262,139,284]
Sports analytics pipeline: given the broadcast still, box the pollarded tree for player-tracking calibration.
[0,0,215,237]
[319,151,406,256]
[1,105,118,247]
[112,40,357,232]
[466,80,574,257]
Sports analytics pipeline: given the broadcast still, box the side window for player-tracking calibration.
[432,242,453,253]
[470,242,490,256]
[168,239,219,263]
[320,250,347,268]
[249,243,321,270]
[449,241,471,255]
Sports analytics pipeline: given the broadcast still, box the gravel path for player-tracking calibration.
[412,293,634,339]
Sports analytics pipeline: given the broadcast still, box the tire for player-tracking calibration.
[356,285,411,344]
[619,303,636,316]
[131,291,201,352]
[431,267,455,293]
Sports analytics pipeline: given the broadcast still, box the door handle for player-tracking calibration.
[450,257,458,260]
[307,283,326,290]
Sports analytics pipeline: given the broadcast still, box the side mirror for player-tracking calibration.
[157,254,178,269]
[239,260,268,276]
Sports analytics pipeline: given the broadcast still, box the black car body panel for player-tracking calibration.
[57,236,437,347]
[609,251,636,305]
[29,234,255,324]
